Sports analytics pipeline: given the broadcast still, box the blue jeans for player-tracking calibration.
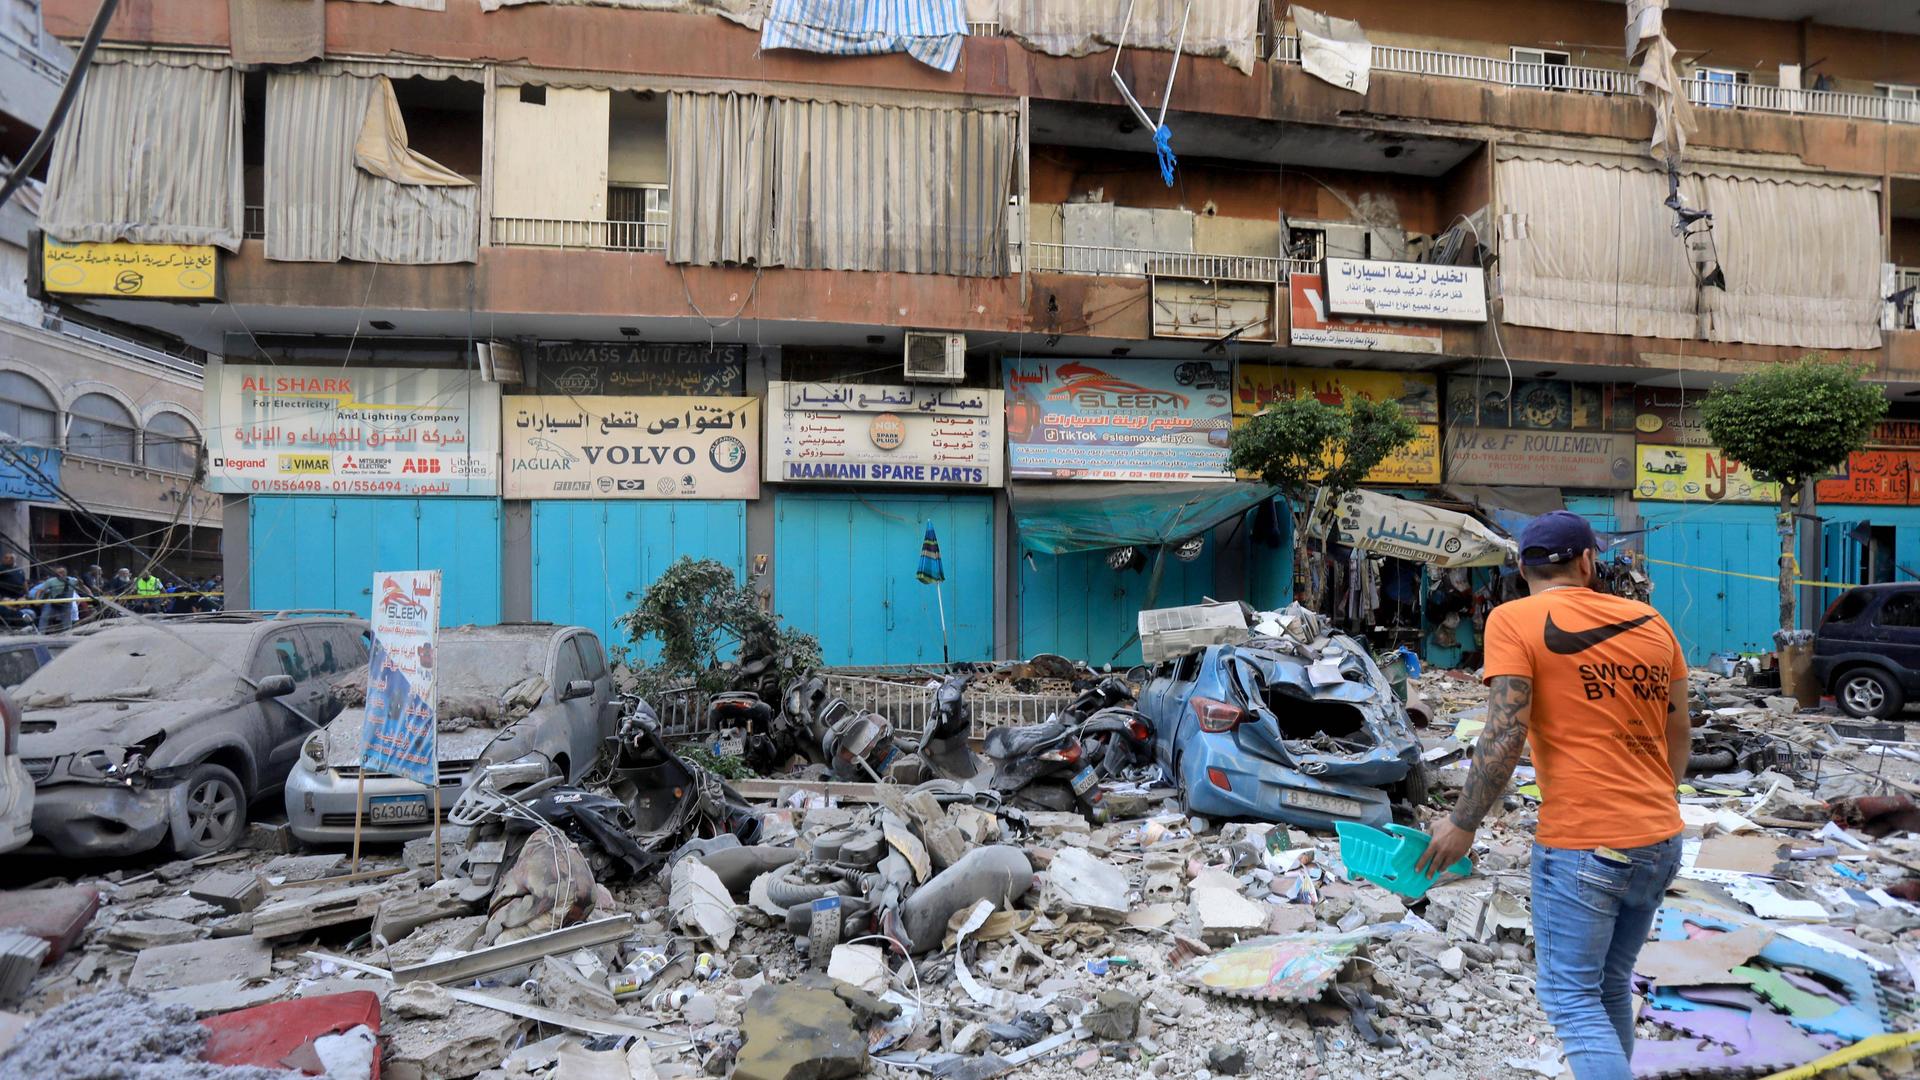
[1530,836,1681,1080]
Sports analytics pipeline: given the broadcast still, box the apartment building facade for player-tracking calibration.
[31,0,1920,662]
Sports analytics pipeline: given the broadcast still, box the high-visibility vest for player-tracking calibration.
[134,575,163,597]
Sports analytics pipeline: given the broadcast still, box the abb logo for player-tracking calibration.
[400,458,441,474]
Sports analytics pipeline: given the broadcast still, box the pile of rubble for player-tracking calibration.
[1,664,1917,1080]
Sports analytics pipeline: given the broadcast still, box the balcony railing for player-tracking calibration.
[1027,241,1313,282]
[244,205,265,240]
[489,216,666,253]
[1272,35,1920,126]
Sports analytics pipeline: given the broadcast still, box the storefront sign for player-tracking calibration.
[362,570,441,786]
[1449,377,1636,432]
[1815,449,1920,506]
[1289,274,1442,354]
[1869,420,1920,449]
[40,239,219,300]
[1635,444,1780,503]
[1324,258,1487,323]
[534,342,746,396]
[0,445,61,501]
[1633,388,1714,446]
[1322,487,1513,567]
[504,396,759,499]
[1005,358,1231,481]
[1447,428,1634,488]
[204,361,500,495]
[767,382,1003,486]
[1233,365,1440,484]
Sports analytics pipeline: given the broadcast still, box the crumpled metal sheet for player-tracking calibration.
[1175,931,1369,1002]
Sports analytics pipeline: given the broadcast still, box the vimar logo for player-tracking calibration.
[277,453,330,474]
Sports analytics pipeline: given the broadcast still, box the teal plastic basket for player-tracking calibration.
[1335,821,1472,901]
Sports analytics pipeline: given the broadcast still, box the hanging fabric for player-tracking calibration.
[355,77,474,187]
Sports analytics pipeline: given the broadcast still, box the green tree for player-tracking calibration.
[1700,357,1888,634]
[1227,397,1418,608]
[614,557,820,700]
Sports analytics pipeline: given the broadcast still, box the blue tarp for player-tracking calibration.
[1010,480,1282,555]
[761,0,967,72]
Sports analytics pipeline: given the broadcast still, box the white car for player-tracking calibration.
[1,689,32,853]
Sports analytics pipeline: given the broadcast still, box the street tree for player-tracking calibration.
[1699,357,1888,633]
[1227,396,1417,609]
[615,556,820,700]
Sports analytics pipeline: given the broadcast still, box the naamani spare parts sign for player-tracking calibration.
[204,361,501,496]
[766,382,1003,486]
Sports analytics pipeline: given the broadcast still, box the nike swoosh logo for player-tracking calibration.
[1543,612,1656,655]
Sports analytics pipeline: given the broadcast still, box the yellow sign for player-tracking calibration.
[1233,366,1440,424]
[41,239,218,299]
[277,454,331,475]
[1368,425,1442,485]
[1635,444,1781,504]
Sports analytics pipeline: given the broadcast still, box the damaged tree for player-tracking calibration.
[1700,357,1886,633]
[1227,397,1417,609]
[615,557,821,700]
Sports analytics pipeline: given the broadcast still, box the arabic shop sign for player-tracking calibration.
[1324,258,1487,323]
[1232,365,1441,484]
[1005,358,1232,482]
[504,396,759,499]
[1815,449,1920,506]
[767,382,1003,487]
[204,361,501,496]
[0,445,60,501]
[40,239,220,300]
[533,342,746,396]
[1635,444,1780,504]
[1289,273,1442,354]
[1633,388,1714,447]
[1322,487,1513,568]
[1447,428,1635,489]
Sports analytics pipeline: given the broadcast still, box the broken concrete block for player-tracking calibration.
[670,859,737,951]
[243,821,295,853]
[826,944,887,995]
[948,805,999,846]
[734,983,868,1080]
[383,1001,529,1080]
[1353,888,1408,925]
[148,977,293,1016]
[188,871,266,914]
[389,980,455,1020]
[903,791,969,870]
[100,917,203,951]
[128,935,270,991]
[374,887,475,946]
[260,853,346,883]
[136,895,222,923]
[251,883,397,939]
[1084,989,1143,1040]
[1266,904,1319,936]
[1208,1043,1248,1075]
[1438,946,1465,977]
[1045,847,1129,922]
[385,915,487,969]
[1191,888,1270,945]
[538,955,616,1016]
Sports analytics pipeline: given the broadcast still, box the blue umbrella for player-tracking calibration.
[916,522,949,663]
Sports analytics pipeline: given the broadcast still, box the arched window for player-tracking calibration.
[142,411,200,473]
[0,371,57,447]
[68,392,136,463]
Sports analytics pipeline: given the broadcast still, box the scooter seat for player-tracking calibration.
[984,719,1071,760]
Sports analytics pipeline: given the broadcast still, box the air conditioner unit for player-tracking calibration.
[476,340,524,385]
[903,332,965,383]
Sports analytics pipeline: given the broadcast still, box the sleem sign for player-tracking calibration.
[361,570,441,787]
[1324,258,1487,323]
[204,361,500,496]
[504,396,759,499]
[766,382,1003,487]
[1004,358,1231,481]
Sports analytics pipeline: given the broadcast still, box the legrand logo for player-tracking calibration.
[216,456,267,470]
[277,454,330,474]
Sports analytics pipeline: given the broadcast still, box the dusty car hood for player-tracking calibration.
[318,709,511,767]
[17,698,227,758]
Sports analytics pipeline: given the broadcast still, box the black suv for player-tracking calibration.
[1813,585,1920,719]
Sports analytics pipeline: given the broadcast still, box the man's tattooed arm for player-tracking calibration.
[1449,675,1533,830]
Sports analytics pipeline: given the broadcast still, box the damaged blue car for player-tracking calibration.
[1140,634,1427,830]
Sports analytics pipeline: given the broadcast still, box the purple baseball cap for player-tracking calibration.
[1519,510,1599,566]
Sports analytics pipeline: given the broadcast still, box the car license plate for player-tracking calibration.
[1070,766,1098,795]
[1281,789,1365,818]
[367,795,430,824]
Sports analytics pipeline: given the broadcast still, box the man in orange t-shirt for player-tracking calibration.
[1417,511,1689,1080]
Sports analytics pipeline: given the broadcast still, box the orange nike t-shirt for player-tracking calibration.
[1482,587,1686,850]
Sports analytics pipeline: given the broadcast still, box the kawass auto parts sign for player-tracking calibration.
[504,396,759,499]
[204,362,500,496]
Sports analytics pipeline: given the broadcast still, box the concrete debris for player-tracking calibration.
[187,871,266,914]
[733,983,868,1080]
[388,980,456,1020]
[1190,885,1271,945]
[537,954,617,1016]
[0,932,49,1007]
[1207,1042,1249,1075]
[127,935,270,991]
[669,858,738,951]
[381,1000,529,1080]
[1044,846,1129,921]
[824,943,886,995]
[101,917,205,950]
[251,882,397,939]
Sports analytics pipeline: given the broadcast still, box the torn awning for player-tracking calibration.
[1010,480,1280,555]
[1317,487,1514,568]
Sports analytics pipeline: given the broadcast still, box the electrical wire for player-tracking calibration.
[0,0,122,213]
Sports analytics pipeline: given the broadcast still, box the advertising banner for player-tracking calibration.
[1320,487,1513,567]
[1289,273,1443,354]
[505,396,759,499]
[1233,364,1441,483]
[1005,358,1232,481]
[1633,387,1715,446]
[361,570,441,786]
[0,446,61,501]
[41,239,219,300]
[534,342,747,396]
[1449,377,1637,432]
[767,382,1003,487]
[205,361,500,495]
[1815,450,1920,506]
[1635,444,1781,504]
[1324,258,1487,322]
[1447,429,1635,489]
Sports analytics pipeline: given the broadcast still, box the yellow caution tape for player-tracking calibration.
[1639,556,1860,591]
[0,591,225,607]
[1756,1030,1920,1079]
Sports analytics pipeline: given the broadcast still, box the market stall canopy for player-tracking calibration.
[1010,481,1281,555]
[1316,487,1515,568]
